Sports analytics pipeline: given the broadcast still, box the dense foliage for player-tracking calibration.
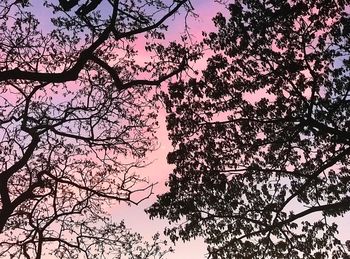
[149,0,350,258]
[0,0,198,258]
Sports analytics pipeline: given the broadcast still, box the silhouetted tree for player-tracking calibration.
[0,0,199,258]
[148,0,350,258]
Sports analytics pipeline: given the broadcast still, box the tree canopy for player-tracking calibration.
[148,0,350,258]
[0,0,198,258]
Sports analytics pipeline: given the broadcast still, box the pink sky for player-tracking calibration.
[110,2,350,258]
[18,1,224,257]
[12,1,350,258]
[108,1,225,258]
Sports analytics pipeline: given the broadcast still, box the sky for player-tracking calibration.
[23,0,227,257]
[7,1,350,258]
[111,108,207,259]
[2,1,223,258]
[109,2,350,258]
[108,2,226,258]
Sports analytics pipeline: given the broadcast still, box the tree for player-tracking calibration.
[0,0,199,258]
[148,0,350,258]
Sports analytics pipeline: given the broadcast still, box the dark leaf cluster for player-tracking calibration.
[148,0,350,258]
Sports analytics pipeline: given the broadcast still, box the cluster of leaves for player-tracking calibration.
[149,0,350,258]
[0,0,200,258]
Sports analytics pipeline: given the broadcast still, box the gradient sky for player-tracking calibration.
[110,2,350,258]
[19,1,223,258]
[14,1,350,258]
[109,1,225,258]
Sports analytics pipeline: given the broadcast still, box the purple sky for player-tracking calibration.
[22,1,350,258]
[111,2,350,258]
[25,1,224,257]
[109,1,225,258]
